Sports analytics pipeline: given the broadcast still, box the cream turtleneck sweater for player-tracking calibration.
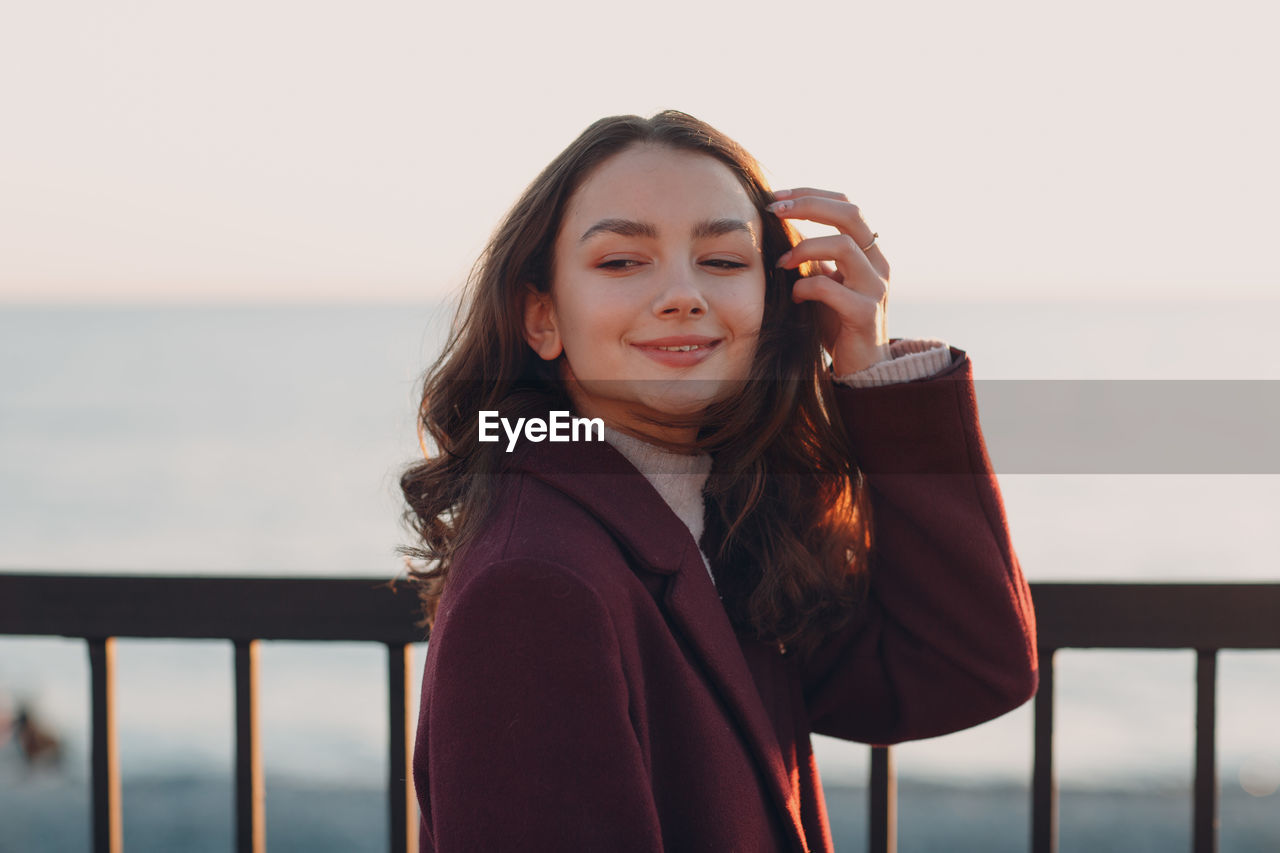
[599,339,952,589]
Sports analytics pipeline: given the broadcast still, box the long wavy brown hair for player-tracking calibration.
[400,110,872,661]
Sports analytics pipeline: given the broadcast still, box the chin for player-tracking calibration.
[641,378,739,416]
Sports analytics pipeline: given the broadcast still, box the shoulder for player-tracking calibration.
[444,471,639,615]
[423,554,637,726]
[435,555,618,650]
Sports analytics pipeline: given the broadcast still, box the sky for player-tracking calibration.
[1,0,1277,304]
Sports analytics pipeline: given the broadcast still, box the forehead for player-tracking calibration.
[562,143,759,231]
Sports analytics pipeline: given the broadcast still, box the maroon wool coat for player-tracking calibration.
[413,348,1039,853]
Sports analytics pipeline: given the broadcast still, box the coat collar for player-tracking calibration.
[508,437,811,853]
[509,434,690,576]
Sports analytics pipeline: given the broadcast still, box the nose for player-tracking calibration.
[651,265,708,318]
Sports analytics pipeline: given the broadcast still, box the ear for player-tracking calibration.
[522,285,563,361]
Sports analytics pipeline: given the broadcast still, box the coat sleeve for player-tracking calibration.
[798,347,1039,744]
[415,557,663,852]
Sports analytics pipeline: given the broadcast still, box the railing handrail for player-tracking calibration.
[1031,581,1280,649]
[5,573,1280,648]
[0,573,424,642]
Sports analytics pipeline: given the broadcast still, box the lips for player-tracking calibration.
[632,336,722,367]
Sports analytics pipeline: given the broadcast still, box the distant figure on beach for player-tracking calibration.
[400,110,1038,852]
[0,697,62,769]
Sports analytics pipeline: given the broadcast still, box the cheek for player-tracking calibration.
[731,279,768,336]
[562,290,637,338]
[553,294,629,361]
[730,286,767,365]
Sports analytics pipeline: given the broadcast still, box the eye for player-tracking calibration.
[702,259,748,270]
[597,259,642,270]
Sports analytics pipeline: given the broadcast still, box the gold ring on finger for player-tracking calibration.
[859,232,879,252]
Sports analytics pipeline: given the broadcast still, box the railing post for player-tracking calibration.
[869,745,896,853]
[235,639,265,853]
[1193,649,1218,853]
[1032,648,1057,853]
[88,637,122,853]
[388,642,418,853]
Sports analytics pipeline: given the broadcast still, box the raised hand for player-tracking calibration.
[768,188,891,376]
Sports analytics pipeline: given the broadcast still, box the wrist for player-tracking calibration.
[831,340,892,376]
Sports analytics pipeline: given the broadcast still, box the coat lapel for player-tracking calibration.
[662,538,809,851]
[511,438,809,852]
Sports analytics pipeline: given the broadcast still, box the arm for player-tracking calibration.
[799,349,1039,744]
[766,190,1036,742]
[416,558,662,852]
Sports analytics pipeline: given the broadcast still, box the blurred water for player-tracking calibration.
[2,300,1279,844]
[2,776,1278,853]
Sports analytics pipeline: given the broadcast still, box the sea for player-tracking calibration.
[2,300,1279,851]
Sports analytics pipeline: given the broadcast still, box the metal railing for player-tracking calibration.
[0,574,421,853]
[2,574,1278,853]
[1025,583,1280,853]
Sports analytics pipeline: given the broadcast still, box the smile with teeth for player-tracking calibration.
[634,339,723,365]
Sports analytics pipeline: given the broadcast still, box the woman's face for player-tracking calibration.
[524,143,767,443]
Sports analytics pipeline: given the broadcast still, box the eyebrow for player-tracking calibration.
[577,217,755,244]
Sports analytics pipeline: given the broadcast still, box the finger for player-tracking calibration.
[768,195,889,281]
[791,274,880,319]
[816,259,845,285]
[771,187,850,202]
[770,195,866,233]
[778,234,886,303]
[790,274,883,349]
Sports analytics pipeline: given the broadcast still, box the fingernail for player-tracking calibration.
[775,250,793,267]
[767,200,793,214]
[771,189,792,199]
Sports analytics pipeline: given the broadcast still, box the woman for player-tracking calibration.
[401,110,1037,852]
